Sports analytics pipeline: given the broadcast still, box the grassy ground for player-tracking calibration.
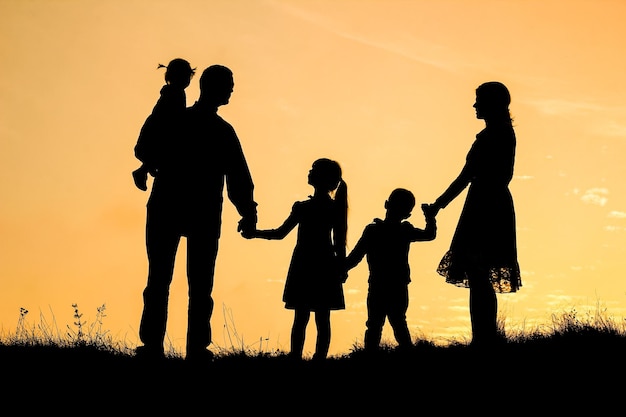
[2,305,625,414]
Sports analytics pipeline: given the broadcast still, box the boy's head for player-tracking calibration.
[385,188,415,220]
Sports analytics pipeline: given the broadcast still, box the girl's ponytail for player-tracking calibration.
[333,179,348,256]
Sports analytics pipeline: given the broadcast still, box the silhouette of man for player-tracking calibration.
[136,64,257,363]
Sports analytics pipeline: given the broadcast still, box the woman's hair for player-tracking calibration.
[312,158,348,250]
[477,81,513,122]
[159,58,196,84]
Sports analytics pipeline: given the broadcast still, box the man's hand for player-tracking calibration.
[238,215,256,239]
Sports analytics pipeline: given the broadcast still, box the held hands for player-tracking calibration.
[421,203,440,219]
[237,216,257,239]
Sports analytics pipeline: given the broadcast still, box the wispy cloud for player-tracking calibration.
[525,98,605,116]
[269,1,468,73]
[545,293,576,308]
[608,211,626,219]
[524,98,626,137]
[592,120,626,137]
[578,188,609,206]
[605,211,626,232]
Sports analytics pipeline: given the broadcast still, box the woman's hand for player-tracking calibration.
[422,203,440,218]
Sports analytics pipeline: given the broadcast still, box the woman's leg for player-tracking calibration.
[468,268,498,346]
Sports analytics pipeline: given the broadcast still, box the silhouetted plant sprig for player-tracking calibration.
[2,303,129,354]
[215,303,277,358]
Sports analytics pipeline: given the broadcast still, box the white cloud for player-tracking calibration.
[593,120,626,137]
[608,211,626,219]
[525,98,605,116]
[270,0,475,73]
[524,98,626,137]
[581,188,608,206]
[545,293,576,307]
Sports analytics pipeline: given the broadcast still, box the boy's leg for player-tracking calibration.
[133,164,149,191]
[364,289,385,351]
[387,285,412,349]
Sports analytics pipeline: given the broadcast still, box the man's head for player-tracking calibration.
[199,65,234,107]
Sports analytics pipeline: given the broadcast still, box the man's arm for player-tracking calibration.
[224,126,258,234]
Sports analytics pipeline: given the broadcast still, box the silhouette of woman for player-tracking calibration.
[427,81,522,347]
[245,158,348,360]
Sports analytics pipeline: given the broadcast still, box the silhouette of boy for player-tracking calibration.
[345,188,437,352]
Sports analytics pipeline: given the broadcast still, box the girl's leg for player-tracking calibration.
[468,268,498,346]
[290,309,310,359]
[313,309,331,360]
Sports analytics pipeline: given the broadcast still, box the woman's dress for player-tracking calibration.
[435,123,522,293]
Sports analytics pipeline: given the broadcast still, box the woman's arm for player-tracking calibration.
[433,162,473,211]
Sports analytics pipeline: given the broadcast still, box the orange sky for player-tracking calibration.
[1,0,626,357]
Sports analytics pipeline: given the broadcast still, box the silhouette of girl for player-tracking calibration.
[427,81,522,347]
[133,58,196,191]
[246,158,348,360]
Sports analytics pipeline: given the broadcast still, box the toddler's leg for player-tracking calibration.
[132,164,149,191]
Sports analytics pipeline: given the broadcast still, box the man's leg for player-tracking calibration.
[138,210,180,356]
[185,233,219,357]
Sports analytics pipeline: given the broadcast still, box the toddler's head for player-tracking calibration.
[161,58,196,88]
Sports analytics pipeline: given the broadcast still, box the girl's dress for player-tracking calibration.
[272,194,345,311]
[435,122,522,293]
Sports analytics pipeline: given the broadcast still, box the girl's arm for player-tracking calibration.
[250,211,298,240]
[345,231,368,271]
